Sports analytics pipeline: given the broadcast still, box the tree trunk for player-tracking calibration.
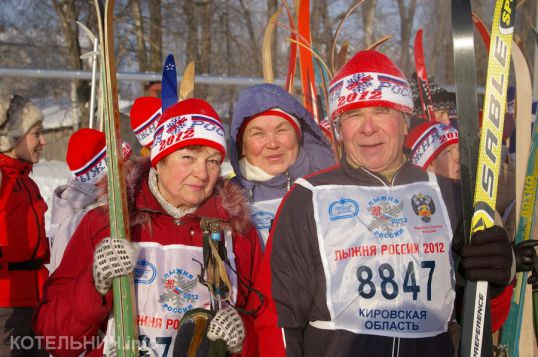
[396,0,417,74]
[182,1,197,65]
[197,0,212,99]
[362,0,377,49]
[267,0,278,78]
[51,0,88,129]
[131,0,148,72]
[238,0,261,76]
[428,0,449,79]
[148,0,162,73]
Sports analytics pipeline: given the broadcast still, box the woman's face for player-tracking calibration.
[241,115,299,176]
[156,146,221,209]
[12,123,46,164]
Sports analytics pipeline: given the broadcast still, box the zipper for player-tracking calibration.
[21,179,43,260]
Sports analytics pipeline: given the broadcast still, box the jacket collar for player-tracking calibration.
[0,153,33,176]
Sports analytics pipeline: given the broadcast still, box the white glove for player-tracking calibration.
[207,307,245,354]
[92,237,138,295]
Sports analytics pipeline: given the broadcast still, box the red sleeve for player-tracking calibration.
[250,234,286,357]
[32,212,112,357]
[490,281,515,332]
[232,225,263,357]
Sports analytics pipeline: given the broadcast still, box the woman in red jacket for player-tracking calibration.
[33,98,262,357]
[0,95,49,356]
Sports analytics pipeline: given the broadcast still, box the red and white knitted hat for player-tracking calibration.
[328,50,414,121]
[66,128,132,184]
[150,98,226,167]
[404,122,459,169]
[130,97,162,147]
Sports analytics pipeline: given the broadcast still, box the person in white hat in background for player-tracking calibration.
[33,98,262,357]
[48,128,132,273]
[0,94,49,356]
[263,50,515,357]
[130,96,162,157]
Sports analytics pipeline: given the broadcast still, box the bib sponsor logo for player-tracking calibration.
[134,259,157,285]
[159,268,199,314]
[251,211,275,229]
[328,198,359,221]
[367,195,406,238]
[411,193,436,223]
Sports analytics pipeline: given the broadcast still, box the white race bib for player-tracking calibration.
[103,233,237,356]
[300,173,455,338]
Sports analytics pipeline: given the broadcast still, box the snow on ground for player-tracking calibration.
[30,159,235,237]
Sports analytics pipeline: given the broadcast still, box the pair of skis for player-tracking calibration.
[93,1,138,356]
[451,0,517,356]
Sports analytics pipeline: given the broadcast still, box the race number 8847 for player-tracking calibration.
[356,260,436,301]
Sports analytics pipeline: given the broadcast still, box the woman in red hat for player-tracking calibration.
[0,94,49,356]
[34,98,262,357]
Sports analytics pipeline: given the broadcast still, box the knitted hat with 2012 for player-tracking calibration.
[0,95,43,152]
[328,50,414,121]
[150,98,226,167]
[404,121,459,169]
[66,128,132,184]
[130,96,162,147]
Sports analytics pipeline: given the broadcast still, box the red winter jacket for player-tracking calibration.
[33,158,262,357]
[0,153,49,307]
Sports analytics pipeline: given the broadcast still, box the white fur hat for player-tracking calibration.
[0,95,43,152]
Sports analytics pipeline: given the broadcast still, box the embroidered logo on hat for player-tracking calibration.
[130,97,162,147]
[67,128,132,184]
[150,98,226,167]
[329,50,414,121]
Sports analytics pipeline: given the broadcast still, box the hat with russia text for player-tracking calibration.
[150,98,226,167]
[130,97,162,147]
[66,128,132,184]
[404,121,459,169]
[328,50,414,121]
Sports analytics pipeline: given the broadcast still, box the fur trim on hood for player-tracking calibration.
[98,156,252,234]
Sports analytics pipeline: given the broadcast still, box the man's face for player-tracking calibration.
[428,143,461,180]
[338,107,407,173]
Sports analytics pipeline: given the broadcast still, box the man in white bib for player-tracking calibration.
[265,50,515,357]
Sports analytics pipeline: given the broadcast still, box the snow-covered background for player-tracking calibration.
[30,159,234,237]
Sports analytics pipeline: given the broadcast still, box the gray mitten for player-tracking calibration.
[92,238,138,295]
[207,307,245,354]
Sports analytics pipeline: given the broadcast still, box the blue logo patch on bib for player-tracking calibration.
[134,259,157,284]
[329,198,359,221]
[159,268,199,314]
[251,211,275,229]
